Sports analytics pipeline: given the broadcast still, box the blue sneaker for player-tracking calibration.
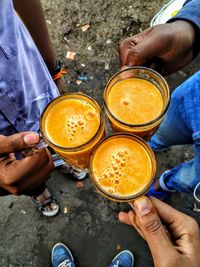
[109,250,134,267]
[51,243,76,267]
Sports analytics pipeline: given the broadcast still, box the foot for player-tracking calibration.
[52,243,76,267]
[33,188,59,217]
[109,250,134,267]
[52,153,88,180]
[59,163,88,180]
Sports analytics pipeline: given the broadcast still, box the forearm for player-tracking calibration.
[13,0,56,70]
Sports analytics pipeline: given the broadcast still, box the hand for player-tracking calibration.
[54,76,67,94]
[0,132,54,195]
[119,196,200,267]
[119,21,197,75]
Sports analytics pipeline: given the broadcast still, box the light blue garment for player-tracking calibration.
[149,71,200,194]
[0,0,59,135]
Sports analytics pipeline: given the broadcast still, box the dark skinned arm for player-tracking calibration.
[13,0,56,70]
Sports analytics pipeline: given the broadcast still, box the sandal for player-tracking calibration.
[58,162,87,180]
[52,153,87,180]
[146,181,170,200]
[32,195,59,217]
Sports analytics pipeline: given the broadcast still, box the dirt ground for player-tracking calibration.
[1,0,200,266]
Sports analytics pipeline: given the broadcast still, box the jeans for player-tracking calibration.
[149,71,200,194]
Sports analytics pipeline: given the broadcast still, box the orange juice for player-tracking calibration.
[107,78,163,124]
[41,93,105,170]
[104,67,170,140]
[90,133,156,201]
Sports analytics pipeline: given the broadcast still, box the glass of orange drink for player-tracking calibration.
[89,133,156,201]
[104,67,170,140]
[40,93,105,171]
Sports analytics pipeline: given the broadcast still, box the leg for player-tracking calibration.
[149,71,200,150]
[31,183,59,217]
[52,243,76,267]
[148,71,200,196]
[159,143,200,194]
[108,250,134,267]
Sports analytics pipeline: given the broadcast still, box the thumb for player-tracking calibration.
[0,132,40,155]
[133,196,175,263]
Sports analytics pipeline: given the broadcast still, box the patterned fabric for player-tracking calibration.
[149,71,200,194]
[0,0,59,136]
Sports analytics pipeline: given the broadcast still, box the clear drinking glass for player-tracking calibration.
[89,133,156,202]
[40,93,105,171]
[103,67,170,140]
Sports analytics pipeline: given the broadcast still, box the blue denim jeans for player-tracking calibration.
[149,71,200,194]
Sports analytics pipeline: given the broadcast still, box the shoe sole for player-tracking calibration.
[51,243,74,266]
[111,250,134,267]
[42,205,59,217]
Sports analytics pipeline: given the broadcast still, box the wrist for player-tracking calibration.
[170,20,199,58]
[49,60,62,77]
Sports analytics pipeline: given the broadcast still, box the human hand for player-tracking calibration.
[119,21,197,75]
[0,132,54,195]
[119,196,200,267]
[54,76,67,94]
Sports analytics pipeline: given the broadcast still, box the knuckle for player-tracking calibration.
[9,187,20,195]
[187,218,199,235]
[7,138,18,152]
[3,176,14,187]
[127,48,142,64]
[35,148,53,168]
[143,217,161,233]
[35,148,48,160]
[119,37,132,50]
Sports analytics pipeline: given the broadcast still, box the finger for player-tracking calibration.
[119,28,154,67]
[118,211,133,226]
[119,211,145,239]
[1,148,54,186]
[149,197,199,238]
[133,196,175,263]
[0,132,40,155]
[128,211,145,239]
[11,160,53,195]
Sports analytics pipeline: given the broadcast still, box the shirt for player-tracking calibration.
[168,0,200,59]
[170,0,200,31]
[0,0,59,136]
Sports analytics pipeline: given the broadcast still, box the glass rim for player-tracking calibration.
[89,132,156,201]
[40,92,104,151]
[103,66,170,128]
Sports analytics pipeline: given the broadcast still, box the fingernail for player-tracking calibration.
[23,133,39,145]
[134,197,152,216]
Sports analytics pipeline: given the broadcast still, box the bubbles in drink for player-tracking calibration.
[64,115,88,141]
[86,110,96,120]
[108,188,114,194]
[122,98,130,106]
[97,148,130,196]
[78,119,85,126]
[120,162,126,167]
[110,172,115,178]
